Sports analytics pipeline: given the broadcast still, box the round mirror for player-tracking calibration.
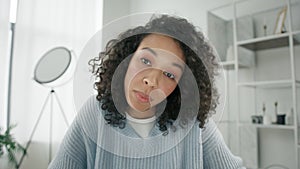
[34,47,72,85]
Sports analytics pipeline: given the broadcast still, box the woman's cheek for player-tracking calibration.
[126,62,142,79]
[163,83,177,96]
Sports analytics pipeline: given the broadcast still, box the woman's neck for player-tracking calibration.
[126,107,156,119]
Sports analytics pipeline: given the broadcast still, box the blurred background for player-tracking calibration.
[1,0,300,168]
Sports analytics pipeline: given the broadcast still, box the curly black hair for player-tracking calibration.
[89,14,219,132]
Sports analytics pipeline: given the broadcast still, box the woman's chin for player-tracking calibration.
[132,105,152,113]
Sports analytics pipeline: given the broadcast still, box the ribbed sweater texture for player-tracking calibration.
[48,96,245,169]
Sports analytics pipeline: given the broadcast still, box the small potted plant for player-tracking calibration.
[0,125,26,169]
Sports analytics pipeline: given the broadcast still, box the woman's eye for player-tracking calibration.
[141,58,151,65]
[163,71,175,79]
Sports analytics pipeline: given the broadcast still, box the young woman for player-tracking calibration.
[48,14,245,169]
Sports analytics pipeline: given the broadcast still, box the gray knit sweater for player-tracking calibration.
[48,96,245,169]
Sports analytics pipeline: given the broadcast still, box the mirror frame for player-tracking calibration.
[33,46,72,84]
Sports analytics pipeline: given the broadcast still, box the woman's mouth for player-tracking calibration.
[135,91,150,103]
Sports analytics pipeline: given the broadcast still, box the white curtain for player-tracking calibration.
[10,0,102,168]
[0,0,11,130]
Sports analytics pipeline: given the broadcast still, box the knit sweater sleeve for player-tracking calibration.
[47,116,87,169]
[47,97,95,169]
[202,119,245,169]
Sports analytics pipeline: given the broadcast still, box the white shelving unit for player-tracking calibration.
[240,123,295,130]
[238,80,296,88]
[208,0,300,168]
[221,61,249,69]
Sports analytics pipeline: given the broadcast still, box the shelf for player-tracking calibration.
[218,120,237,124]
[208,1,300,168]
[237,33,290,51]
[238,79,296,88]
[255,124,295,130]
[220,61,249,70]
[238,80,300,88]
[293,30,300,36]
[293,31,300,44]
[240,123,295,130]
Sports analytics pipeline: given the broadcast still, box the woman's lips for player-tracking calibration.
[134,91,150,103]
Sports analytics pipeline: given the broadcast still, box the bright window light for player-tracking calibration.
[9,0,18,23]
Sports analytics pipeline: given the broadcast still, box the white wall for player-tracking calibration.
[129,0,232,35]
[103,0,131,25]
[102,0,233,35]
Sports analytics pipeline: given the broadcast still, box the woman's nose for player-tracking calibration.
[143,69,161,87]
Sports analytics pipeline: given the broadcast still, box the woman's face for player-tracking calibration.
[124,34,185,117]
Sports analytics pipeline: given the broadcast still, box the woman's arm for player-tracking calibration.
[48,117,87,169]
[202,119,245,169]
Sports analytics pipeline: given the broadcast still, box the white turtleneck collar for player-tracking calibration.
[125,112,157,138]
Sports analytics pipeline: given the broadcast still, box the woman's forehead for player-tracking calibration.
[137,34,185,62]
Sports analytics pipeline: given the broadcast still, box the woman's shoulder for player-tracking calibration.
[187,118,220,145]
[201,119,218,141]
[199,118,226,150]
[73,95,103,137]
[77,95,101,117]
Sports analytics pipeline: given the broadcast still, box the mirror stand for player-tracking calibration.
[17,88,70,168]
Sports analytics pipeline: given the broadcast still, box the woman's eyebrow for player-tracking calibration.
[172,63,184,72]
[142,47,184,71]
[142,47,157,56]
